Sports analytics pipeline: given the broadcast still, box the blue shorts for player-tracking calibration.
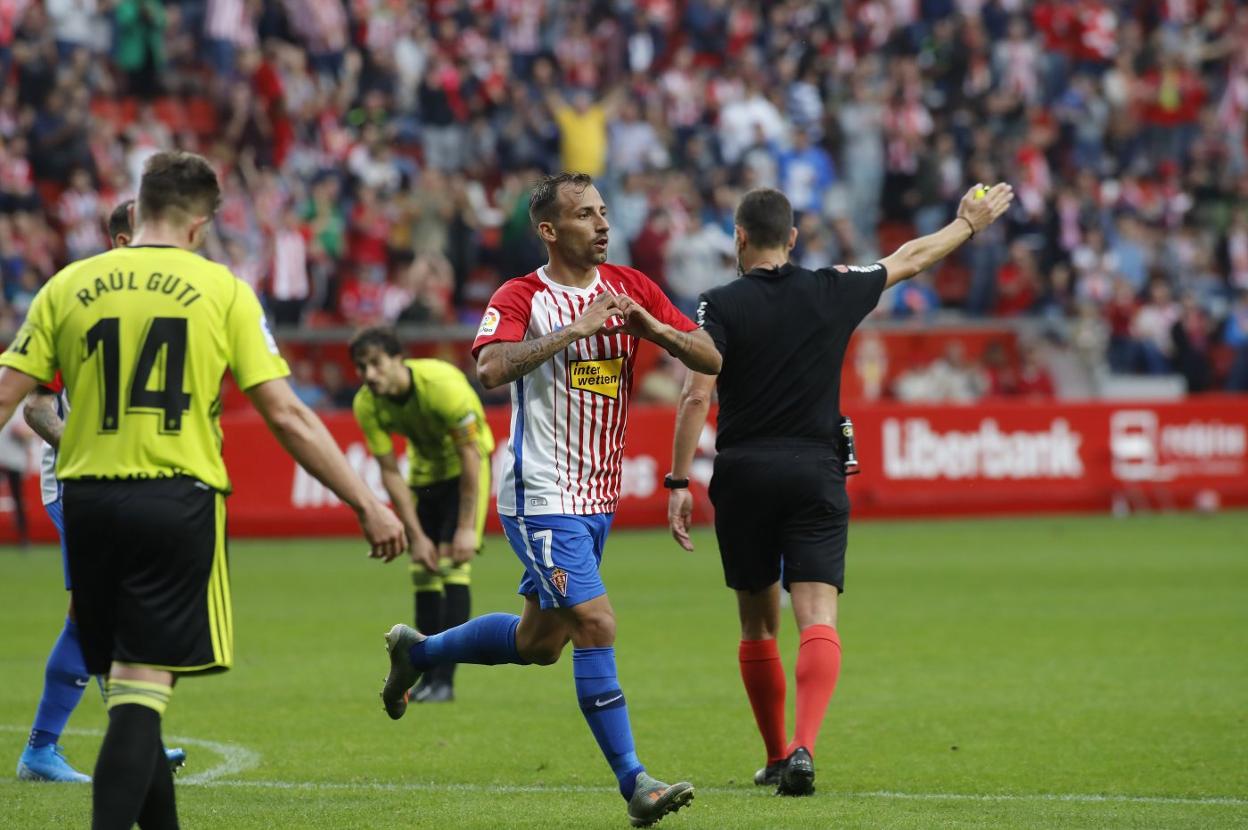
[501,513,614,609]
[46,499,69,590]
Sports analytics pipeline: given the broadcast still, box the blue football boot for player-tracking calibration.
[16,744,91,783]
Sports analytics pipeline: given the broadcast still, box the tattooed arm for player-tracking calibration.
[476,292,621,389]
[476,327,586,389]
[23,387,63,448]
[646,326,721,375]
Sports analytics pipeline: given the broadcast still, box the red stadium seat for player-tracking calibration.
[152,97,188,132]
[876,221,914,257]
[35,180,65,213]
[89,98,122,127]
[116,97,140,127]
[186,97,219,136]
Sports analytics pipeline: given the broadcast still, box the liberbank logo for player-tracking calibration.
[883,418,1084,480]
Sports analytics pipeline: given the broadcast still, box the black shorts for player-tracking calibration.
[708,443,849,593]
[63,477,232,676]
[413,477,461,545]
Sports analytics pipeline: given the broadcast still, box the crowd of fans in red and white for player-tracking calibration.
[3,0,1248,397]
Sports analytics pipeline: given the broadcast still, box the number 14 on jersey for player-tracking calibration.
[84,317,192,434]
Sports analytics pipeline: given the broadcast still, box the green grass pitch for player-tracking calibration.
[2,513,1246,829]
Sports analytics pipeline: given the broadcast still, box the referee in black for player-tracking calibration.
[666,183,1013,796]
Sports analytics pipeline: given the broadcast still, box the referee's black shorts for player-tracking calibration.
[708,442,850,593]
[63,476,232,676]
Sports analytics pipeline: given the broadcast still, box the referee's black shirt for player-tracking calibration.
[696,262,887,452]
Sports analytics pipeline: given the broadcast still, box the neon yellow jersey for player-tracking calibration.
[353,359,495,487]
[0,246,290,492]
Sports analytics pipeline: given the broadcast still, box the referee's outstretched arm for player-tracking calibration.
[878,183,1014,288]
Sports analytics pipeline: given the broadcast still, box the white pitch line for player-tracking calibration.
[164,733,261,784]
[5,725,1243,809]
[0,724,260,784]
[848,790,1248,808]
[189,778,1248,807]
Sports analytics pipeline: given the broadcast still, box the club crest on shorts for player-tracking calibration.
[550,567,569,597]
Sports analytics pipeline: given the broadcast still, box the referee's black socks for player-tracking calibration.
[94,680,178,830]
[415,588,444,638]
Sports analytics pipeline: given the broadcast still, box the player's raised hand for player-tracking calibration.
[570,291,624,339]
[361,501,407,563]
[957,182,1014,234]
[668,488,695,552]
[604,295,661,340]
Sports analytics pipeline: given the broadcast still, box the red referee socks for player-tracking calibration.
[738,638,787,765]
[790,624,842,757]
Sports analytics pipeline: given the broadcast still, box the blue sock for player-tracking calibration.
[29,619,90,748]
[408,613,528,670]
[574,647,645,800]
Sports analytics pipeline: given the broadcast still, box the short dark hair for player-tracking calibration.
[529,172,594,230]
[734,188,794,249]
[137,150,221,224]
[107,200,133,243]
[349,325,403,363]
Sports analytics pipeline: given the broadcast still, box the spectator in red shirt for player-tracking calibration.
[247,45,294,168]
[1015,342,1057,398]
[1104,277,1140,372]
[993,240,1040,316]
[1171,294,1214,392]
[348,184,392,284]
[981,341,1019,397]
[630,208,672,295]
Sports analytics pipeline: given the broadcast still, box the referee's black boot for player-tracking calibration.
[776,746,815,797]
[753,761,784,787]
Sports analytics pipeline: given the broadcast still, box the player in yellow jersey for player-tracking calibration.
[0,151,406,830]
[16,198,188,784]
[350,326,495,703]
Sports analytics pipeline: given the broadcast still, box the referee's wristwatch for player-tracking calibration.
[663,474,690,490]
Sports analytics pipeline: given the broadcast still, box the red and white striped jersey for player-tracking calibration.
[472,264,696,517]
[271,228,310,300]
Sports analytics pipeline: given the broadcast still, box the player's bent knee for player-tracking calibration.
[570,612,616,648]
[515,623,571,665]
[528,648,563,666]
[518,640,565,666]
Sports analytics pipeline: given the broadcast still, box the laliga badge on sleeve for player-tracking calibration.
[478,307,501,337]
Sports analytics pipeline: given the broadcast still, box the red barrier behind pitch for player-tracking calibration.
[2,398,1245,543]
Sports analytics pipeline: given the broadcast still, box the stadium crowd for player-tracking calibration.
[2,0,1248,397]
